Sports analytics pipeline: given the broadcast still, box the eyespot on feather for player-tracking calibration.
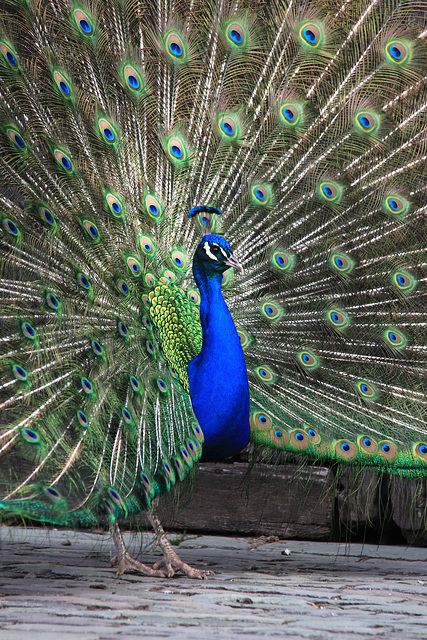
[145,194,163,220]
[122,407,133,424]
[383,195,410,218]
[157,378,168,394]
[12,364,28,381]
[383,327,407,349]
[299,23,322,48]
[391,270,417,293]
[326,308,350,328]
[192,422,204,443]
[305,426,321,444]
[126,256,142,277]
[122,64,144,94]
[81,376,94,395]
[385,40,410,64]
[280,103,302,126]
[81,218,100,242]
[38,206,56,226]
[77,410,89,428]
[269,427,289,447]
[221,269,233,287]
[319,181,342,202]
[174,456,186,480]
[53,71,72,99]
[163,270,176,283]
[142,315,151,330]
[162,459,176,485]
[91,339,104,358]
[166,135,188,163]
[272,250,294,272]
[21,322,37,341]
[358,435,377,454]
[297,350,320,369]
[2,217,20,237]
[171,250,186,270]
[43,486,63,503]
[165,31,187,62]
[261,301,282,321]
[355,111,379,133]
[115,278,130,297]
[0,42,19,70]
[250,411,272,431]
[236,328,250,349]
[145,273,156,287]
[255,366,274,383]
[289,430,310,449]
[335,440,357,460]
[355,380,379,400]
[103,499,115,515]
[226,22,247,48]
[378,441,397,461]
[140,471,155,498]
[252,186,267,203]
[129,375,141,393]
[197,210,216,231]
[140,235,157,257]
[54,149,74,172]
[187,440,198,461]
[74,9,95,37]
[330,252,354,275]
[21,428,40,443]
[98,118,118,145]
[108,489,123,507]
[414,443,427,460]
[188,290,200,305]
[117,320,128,339]
[105,193,124,219]
[251,184,272,206]
[180,446,192,466]
[7,128,26,151]
[46,292,61,313]
[218,115,240,140]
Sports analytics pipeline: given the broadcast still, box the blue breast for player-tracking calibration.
[188,262,250,461]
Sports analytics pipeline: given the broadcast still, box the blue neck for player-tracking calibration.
[187,261,250,461]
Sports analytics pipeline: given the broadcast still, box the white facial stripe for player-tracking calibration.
[204,241,218,261]
[219,247,228,259]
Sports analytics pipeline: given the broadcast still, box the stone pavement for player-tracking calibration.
[1,526,427,639]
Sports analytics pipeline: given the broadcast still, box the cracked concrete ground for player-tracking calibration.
[1,526,427,639]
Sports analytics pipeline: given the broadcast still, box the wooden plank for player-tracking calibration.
[163,462,334,539]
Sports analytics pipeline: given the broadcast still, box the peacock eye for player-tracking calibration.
[210,246,221,255]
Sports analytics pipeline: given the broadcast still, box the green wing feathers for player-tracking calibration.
[0,0,427,529]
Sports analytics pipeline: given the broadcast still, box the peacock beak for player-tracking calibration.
[224,254,244,274]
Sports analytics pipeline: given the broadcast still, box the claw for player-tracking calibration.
[111,523,167,578]
[148,511,214,580]
[111,517,214,580]
[153,554,214,580]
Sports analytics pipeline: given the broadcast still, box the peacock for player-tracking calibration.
[0,0,426,579]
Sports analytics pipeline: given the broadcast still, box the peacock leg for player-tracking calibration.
[111,522,166,577]
[148,511,214,579]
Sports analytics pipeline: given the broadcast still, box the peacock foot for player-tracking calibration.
[111,522,165,578]
[111,519,213,579]
[148,512,214,580]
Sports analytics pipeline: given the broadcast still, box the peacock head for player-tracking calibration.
[194,234,243,275]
